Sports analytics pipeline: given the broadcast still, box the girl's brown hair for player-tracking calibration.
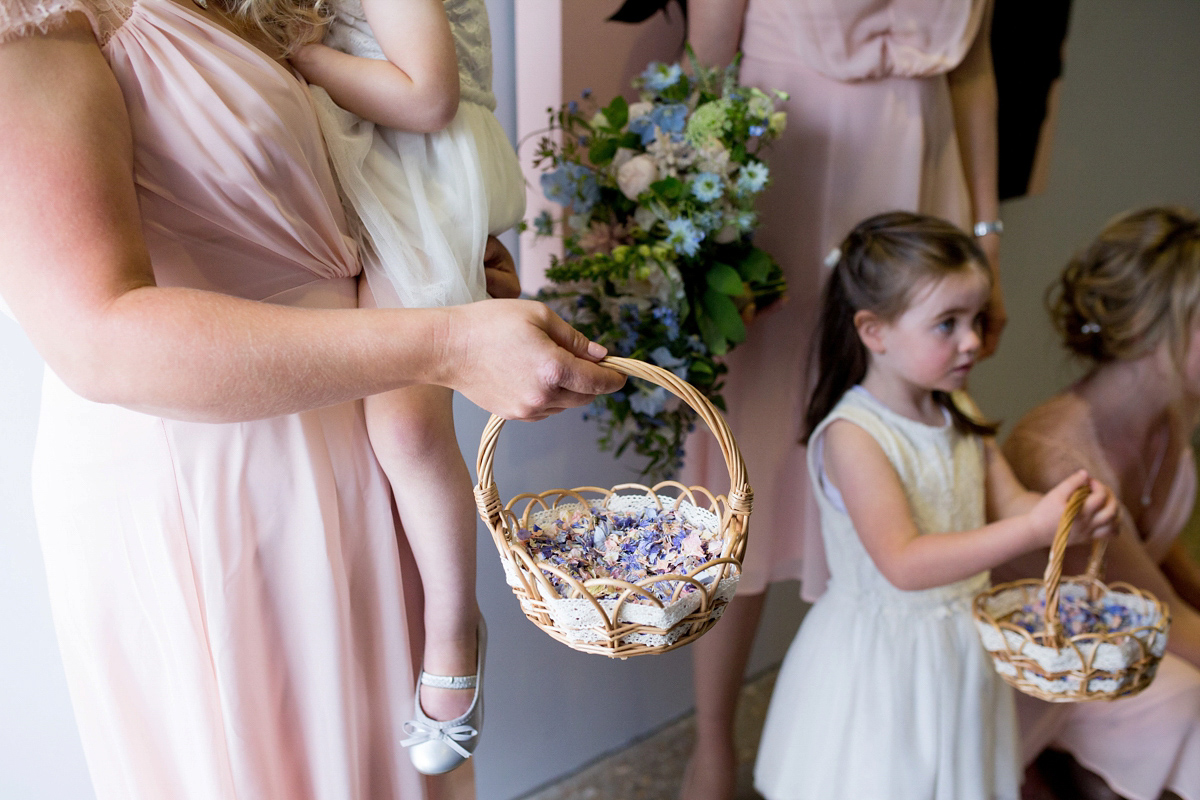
[802,211,997,443]
[216,0,331,57]
[1049,206,1200,366]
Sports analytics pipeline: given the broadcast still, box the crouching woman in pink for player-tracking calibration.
[997,207,1200,800]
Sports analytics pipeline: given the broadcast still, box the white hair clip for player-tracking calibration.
[823,246,842,268]
[1081,322,1101,334]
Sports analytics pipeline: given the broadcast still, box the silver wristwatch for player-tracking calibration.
[973,219,1004,238]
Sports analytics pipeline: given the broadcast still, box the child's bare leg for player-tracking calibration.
[366,384,481,723]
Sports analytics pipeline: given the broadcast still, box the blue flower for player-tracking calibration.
[629,103,689,145]
[748,124,767,137]
[568,100,579,113]
[665,217,704,257]
[736,161,769,194]
[693,210,721,232]
[649,345,689,378]
[630,386,669,416]
[735,210,757,231]
[540,163,601,212]
[640,62,683,91]
[652,306,681,341]
[690,172,724,203]
[533,209,555,236]
[581,88,593,99]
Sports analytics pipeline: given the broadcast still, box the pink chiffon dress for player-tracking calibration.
[1000,395,1200,800]
[2,1,428,798]
[681,0,985,600]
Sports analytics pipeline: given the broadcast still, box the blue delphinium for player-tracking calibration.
[540,163,601,212]
[629,103,689,145]
[652,306,681,341]
[690,172,723,203]
[736,161,769,194]
[649,345,689,378]
[748,124,767,137]
[640,62,683,91]
[630,386,669,416]
[665,217,703,257]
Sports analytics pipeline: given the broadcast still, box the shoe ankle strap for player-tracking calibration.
[420,672,478,690]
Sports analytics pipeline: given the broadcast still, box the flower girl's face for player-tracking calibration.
[871,266,991,394]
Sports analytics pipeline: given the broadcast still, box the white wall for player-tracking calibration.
[2,2,1199,799]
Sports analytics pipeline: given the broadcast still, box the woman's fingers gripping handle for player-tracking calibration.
[447,300,625,420]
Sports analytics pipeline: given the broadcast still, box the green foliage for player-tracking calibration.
[529,59,789,480]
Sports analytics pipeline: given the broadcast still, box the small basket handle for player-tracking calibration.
[1040,485,1109,648]
[474,355,753,533]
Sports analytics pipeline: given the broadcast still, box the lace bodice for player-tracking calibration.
[324,0,495,111]
[808,387,989,606]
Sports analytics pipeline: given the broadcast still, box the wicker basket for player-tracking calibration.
[473,356,752,658]
[973,488,1170,702]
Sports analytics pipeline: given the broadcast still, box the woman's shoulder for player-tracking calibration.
[0,0,131,46]
[1003,392,1115,490]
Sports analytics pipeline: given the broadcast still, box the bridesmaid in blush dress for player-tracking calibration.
[0,2,622,798]
[680,1,1003,797]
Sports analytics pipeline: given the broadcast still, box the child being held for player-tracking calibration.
[290,0,525,776]
[753,212,1118,800]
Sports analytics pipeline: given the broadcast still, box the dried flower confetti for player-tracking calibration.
[516,504,723,603]
[1007,592,1152,638]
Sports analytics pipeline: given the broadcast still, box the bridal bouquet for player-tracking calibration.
[529,57,788,479]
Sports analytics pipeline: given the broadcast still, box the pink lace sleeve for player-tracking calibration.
[0,0,131,45]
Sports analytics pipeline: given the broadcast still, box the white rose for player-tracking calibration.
[611,147,638,170]
[617,155,658,200]
[628,101,654,121]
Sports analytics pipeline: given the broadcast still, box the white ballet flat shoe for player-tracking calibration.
[401,620,487,775]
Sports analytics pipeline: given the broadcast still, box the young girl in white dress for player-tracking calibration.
[753,212,1118,800]
[289,0,525,776]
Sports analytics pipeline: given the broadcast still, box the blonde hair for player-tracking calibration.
[216,0,331,56]
[1049,207,1200,365]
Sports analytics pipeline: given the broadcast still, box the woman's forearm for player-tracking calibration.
[67,285,448,422]
[686,0,749,67]
[948,3,999,236]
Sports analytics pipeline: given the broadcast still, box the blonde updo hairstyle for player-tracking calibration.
[216,0,331,56]
[1049,207,1200,366]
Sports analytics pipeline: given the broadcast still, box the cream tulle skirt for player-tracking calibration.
[310,91,526,309]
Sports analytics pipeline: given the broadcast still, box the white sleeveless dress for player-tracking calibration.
[754,387,1019,800]
[310,0,526,310]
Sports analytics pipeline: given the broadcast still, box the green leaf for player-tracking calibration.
[650,177,684,200]
[706,263,745,296]
[619,132,642,149]
[739,248,773,283]
[703,288,747,344]
[604,96,629,130]
[588,138,619,165]
[697,313,728,356]
[690,361,714,379]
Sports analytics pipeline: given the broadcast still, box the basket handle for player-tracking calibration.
[1040,485,1108,647]
[474,356,753,533]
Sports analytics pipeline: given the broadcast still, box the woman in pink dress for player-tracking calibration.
[681,1,1004,797]
[996,207,1200,800]
[0,2,622,798]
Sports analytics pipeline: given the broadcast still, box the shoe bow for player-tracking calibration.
[401,719,479,759]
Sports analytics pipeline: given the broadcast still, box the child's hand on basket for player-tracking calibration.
[1027,470,1119,548]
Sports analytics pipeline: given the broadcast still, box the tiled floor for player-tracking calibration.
[518,668,777,800]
